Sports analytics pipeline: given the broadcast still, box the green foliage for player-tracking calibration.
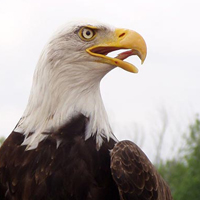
[0,137,5,147]
[158,116,200,200]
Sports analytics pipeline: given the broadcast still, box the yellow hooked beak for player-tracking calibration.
[86,28,147,73]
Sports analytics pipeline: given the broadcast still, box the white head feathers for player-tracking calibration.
[15,22,117,150]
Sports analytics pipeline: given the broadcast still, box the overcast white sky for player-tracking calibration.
[0,0,200,161]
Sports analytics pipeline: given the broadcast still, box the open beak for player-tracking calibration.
[86,28,147,73]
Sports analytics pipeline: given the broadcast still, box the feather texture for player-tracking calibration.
[110,141,172,200]
[0,114,120,200]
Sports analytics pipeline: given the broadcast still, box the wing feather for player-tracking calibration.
[110,140,172,200]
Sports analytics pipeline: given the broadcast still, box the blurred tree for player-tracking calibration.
[158,116,200,200]
[154,108,169,165]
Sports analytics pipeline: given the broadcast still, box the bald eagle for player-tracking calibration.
[0,22,172,200]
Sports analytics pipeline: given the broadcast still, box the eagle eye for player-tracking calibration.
[79,27,96,41]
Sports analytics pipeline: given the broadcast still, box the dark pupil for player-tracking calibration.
[86,30,91,36]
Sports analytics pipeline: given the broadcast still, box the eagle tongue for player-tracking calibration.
[115,50,134,60]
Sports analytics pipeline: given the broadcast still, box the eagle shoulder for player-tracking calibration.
[110,140,173,200]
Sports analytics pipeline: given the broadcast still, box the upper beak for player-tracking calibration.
[86,28,147,73]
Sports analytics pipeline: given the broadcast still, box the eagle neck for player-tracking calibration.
[15,60,116,149]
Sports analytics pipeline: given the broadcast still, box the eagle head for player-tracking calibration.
[15,21,147,149]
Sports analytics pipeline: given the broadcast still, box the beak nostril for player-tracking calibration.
[119,33,125,38]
